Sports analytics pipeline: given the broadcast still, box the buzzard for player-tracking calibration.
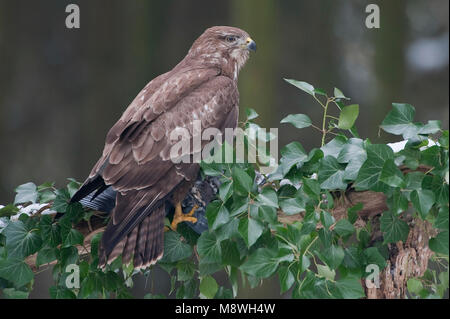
[71,26,256,269]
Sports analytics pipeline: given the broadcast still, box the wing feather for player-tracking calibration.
[75,68,239,268]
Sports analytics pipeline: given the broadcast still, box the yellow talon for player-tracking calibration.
[171,203,198,231]
[186,204,198,217]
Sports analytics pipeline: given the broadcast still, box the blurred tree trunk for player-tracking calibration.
[77,1,169,178]
[373,0,407,137]
[231,0,279,128]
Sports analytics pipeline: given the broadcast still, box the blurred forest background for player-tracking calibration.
[0,0,448,298]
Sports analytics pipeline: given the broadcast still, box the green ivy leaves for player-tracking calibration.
[161,231,193,263]
[3,220,42,259]
[380,211,409,244]
[380,103,441,141]
[0,258,34,288]
[240,248,293,278]
[280,114,312,129]
[338,104,359,130]
[14,183,38,205]
[1,79,448,300]
[354,144,394,191]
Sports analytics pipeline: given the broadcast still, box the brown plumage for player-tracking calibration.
[71,26,256,269]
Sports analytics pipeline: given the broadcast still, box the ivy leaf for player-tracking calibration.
[0,258,34,288]
[59,246,79,268]
[232,167,253,196]
[427,175,449,206]
[245,108,259,120]
[279,142,308,175]
[343,247,363,270]
[321,136,348,158]
[14,182,38,205]
[439,130,449,149]
[238,218,264,247]
[52,188,71,213]
[385,191,408,217]
[40,215,62,247]
[284,79,315,96]
[258,205,278,225]
[334,219,355,238]
[380,211,409,244]
[279,186,305,215]
[39,190,56,203]
[363,247,387,270]
[319,245,345,269]
[62,229,84,248]
[256,188,278,208]
[219,180,233,202]
[2,288,29,299]
[206,201,230,231]
[3,220,42,259]
[302,178,320,199]
[398,148,421,170]
[214,287,233,299]
[280,114,312,129]
[160,231,192,263]
[334,87,349,100]
[380,103,417,138]
[0,204,19,218]
[177,260,196,282]
[354,144,394,191]
[318,156,347,190]
[200,162,224,177]
[221,240,241,267]
[49,286,77,299]
[337,138,365,163]
[317,264,336,281]
[429,231,449,256]
[199,276,218,299]
[67,179,81,198]
[240,248,283,278]
[410,189,435,219]
[379,159,405,188]
[418,120,441,135]
[434,206,449,230]
[406,172,425,191]
[199,260,222,276]
[335,275,365,299]
[278,266,295,293]
[197,232,222,263]
[338,138,367,181]
[338,104,359,130]
[407,278,423,295]
[347,203,363,224]
[321,211,335,229]
[36,246,57,267]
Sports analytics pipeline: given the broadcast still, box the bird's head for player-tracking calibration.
[187,26,256,79]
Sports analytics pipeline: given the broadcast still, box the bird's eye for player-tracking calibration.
[225,35,238,43]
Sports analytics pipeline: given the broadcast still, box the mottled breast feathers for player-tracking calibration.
[71,25,252,269]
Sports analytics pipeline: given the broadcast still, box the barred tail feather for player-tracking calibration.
[98,204,166,269]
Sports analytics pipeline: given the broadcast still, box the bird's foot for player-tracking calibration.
[171,203,198,231]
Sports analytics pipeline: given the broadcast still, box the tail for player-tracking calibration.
[98,203,166,269]
[70,175,107,203]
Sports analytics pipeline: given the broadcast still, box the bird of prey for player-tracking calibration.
[71,26,256,269]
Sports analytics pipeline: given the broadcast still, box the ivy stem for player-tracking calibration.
[321,98,331,147]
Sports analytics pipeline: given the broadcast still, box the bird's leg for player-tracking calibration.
[170,202,198,231]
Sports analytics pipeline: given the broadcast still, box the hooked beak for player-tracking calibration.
[245,37,257,52]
